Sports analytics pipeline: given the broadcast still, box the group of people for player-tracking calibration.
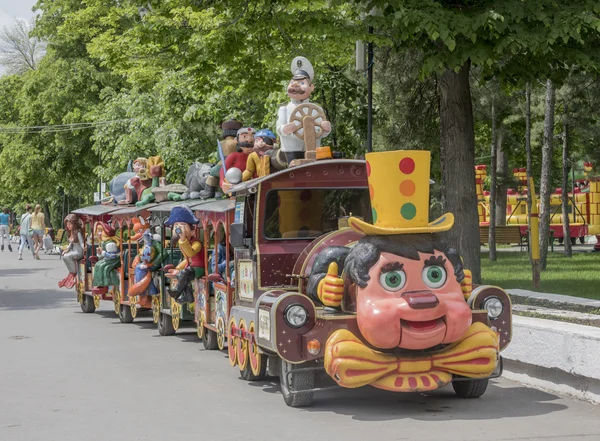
[0,204,46,260]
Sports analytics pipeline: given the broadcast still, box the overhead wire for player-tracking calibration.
[0,118,134,134]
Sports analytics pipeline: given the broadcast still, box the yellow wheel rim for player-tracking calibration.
[217,317,226,351]
[130,301,138,319]
[248,322,262,376]
[171,300,180,331]
[236,319,248,371]
[113,289,120,315]
[152,296,160,323]
[197,313,205,340]
[93,295,101,309]
[228,316,237,367]
[77,283,83,303]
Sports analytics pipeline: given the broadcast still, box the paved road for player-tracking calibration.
[1,249,599,441]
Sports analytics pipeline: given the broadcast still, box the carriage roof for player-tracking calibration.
[110,204,158,216]
[228,159,366,195]
[191,199,235,213]
[72,205,122,216]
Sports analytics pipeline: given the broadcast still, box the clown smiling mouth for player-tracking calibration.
[400,317,446,341]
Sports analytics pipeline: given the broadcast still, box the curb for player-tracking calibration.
[502,315,600,405]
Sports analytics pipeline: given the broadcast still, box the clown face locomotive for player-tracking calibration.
[226,149,511,407]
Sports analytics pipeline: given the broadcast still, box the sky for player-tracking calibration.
[0,0,38,30]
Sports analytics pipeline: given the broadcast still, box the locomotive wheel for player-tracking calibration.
[216,317,226,351]
[236,319,249,372]
[197,313,205,340]
[80,294,96,314]
[93,294,101,309]
[113,289,120,315]
[203,329,219,350]
[228,317,237,366]
[279,360,314,408]
[118,304,134,324]
[452,378,489,398]
[242,322,267,381]
[171,301,180,331]
[157,311,176,336]
[152,296,160,324]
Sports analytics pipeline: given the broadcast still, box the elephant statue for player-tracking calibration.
[181,162,213,200]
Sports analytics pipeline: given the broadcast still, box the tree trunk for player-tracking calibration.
[489,97,497,261]
[562,104,572,257]
[525,84,533,225]
[438,62,481,283]
[539,79,555,270]
[495,131,508,226]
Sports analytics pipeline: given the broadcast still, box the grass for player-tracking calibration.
[480,251,600,300]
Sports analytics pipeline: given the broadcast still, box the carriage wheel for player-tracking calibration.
[171,300,181,331]
[76,282,83,304]
[216,317,226,351]
[197,312,205,340]
[228,317,238,366]
[93,294,101,309]
[112,289,120,315]
[129,296,138,319]
[152,296,160,324]
[236,319,249,371]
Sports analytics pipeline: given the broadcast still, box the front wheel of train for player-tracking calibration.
[118,304,134,324]
[279,360,314,408]
[452,378,489,398]
[157,311,176,336]
[80,294,96,314]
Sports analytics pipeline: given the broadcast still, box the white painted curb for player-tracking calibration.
[502,315,600,405]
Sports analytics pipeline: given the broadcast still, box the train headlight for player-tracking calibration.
[284,304,308,328]
[483,297,503,319]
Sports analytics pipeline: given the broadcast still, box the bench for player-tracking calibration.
[480,225,527,251]
[480,225,554,252]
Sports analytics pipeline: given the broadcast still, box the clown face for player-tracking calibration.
[355,250,472,351]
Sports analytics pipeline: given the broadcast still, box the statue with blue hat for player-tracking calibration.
[241,128,287,181]
[163,205,205,304]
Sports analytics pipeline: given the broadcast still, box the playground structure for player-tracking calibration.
[475,164,600,242]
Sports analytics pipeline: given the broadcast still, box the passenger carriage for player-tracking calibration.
[71,205,122,314]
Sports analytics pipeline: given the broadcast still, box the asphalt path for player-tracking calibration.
[1,247,599,441]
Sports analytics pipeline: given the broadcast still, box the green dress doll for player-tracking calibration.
[92,222,121,289]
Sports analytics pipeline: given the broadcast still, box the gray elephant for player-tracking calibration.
[180,162,213,200]
[101,172,136,205]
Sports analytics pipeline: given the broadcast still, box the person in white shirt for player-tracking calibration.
[276,57,331,164]
[18,204,34,260]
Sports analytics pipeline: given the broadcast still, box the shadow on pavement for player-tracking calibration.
[0,268,52,277]
[0,288,73,310]
[249,378,567,422]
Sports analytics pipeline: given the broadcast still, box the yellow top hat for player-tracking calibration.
[348,150,454,235]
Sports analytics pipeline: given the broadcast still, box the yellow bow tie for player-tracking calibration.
[324,322,499,392]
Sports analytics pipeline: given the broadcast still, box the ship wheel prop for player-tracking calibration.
[288,102,327,166]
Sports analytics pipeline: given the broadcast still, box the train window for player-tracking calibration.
[264,188,371,240]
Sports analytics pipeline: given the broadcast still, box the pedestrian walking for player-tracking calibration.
[30,204,45,260]
[18,204,34,260]
[0,207,12,252]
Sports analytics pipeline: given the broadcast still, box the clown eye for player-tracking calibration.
[379,270,406,292]
[422,265,447,289]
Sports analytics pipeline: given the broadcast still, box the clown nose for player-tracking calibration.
[401,290,439,309]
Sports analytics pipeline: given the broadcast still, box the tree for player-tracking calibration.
[539,79,555,270]
[0,18,46,75]
[561,105,572,257]
[345,0,600,283]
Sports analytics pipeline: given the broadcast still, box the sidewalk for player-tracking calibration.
[501,287,600,405]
